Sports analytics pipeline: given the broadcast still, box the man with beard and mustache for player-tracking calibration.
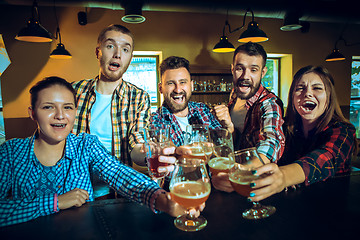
[146,56,233,148]
[212,42,285,192]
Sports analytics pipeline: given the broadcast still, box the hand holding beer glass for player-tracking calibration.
[170,158,211,232]
[228,147,276,219]
[183,124,213,163]
[208,128,234,176]
[144,124,171,186]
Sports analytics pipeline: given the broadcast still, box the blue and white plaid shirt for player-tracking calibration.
[0,133,162,227]
[151,101,222,147]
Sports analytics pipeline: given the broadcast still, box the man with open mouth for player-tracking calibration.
[147,56,230,148]
[212,42,286,193]
[72,24,150,169]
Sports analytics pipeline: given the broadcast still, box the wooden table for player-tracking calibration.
[2,173,360,240]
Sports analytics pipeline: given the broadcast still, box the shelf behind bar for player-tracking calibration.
[193,91,230,95]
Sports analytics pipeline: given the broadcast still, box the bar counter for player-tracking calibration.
[2,172,360,240]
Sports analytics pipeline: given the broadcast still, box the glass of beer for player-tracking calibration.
[228,147,276,219]
[183,124,213,163]
[169,158,211,232]
[208,128,234,176]
[144,124,171,186]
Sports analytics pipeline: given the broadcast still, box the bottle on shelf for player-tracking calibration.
[220,78,226,92]
[193,79,198,91]
[227,82,233,91]
[203,80,207,92]
[198,81,203,92]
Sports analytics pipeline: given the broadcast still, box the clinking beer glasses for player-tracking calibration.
[183,124,213,163]
[208,128,234,176]
[170,158,211,232]
[228,147,276,219]
[144,124,171,187]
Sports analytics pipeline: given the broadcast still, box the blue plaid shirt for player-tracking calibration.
[0,133,162,227]
[150,101,222,147]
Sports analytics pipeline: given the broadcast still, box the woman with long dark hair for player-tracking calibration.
[244,66,357,202]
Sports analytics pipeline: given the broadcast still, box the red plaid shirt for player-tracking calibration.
[280,120,356,186]
[72,77,151,166]
[228,84,285,162]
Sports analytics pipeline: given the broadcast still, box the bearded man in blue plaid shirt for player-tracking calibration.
[134,56,233,164]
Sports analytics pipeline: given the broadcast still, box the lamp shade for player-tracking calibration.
[121,4,145,23]
[280,13,302,31]
[15,19,52,43]
[238,21,268,43]
[50,43,72,59]
[325,48,345,62]
[213,36,235,53]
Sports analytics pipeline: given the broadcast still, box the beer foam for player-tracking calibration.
[208,157,233,169]
[229,170,259,184]
[170,181,211,199]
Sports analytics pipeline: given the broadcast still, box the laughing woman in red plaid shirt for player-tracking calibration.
[247,66,357,202]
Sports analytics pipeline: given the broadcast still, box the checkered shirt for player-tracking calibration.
[228,84,285,162]
[280,121,356,186]
[0,133,161,227]
[72,77,151,166]
[150,101,222,147]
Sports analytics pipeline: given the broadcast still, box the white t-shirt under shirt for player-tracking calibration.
[230,97,248,133]
[90,89,113,152]
[174,115,189,132]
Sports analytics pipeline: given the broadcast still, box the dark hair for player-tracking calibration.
[97,24,134,49]
[233,42,267,67]
[29,76,76,108]
[285,65,349,136]
[159,56,190,78]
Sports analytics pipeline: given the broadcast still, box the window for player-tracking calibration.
[1,34,9,144]
[123,51,161,113]
[264,58,280,95]
[0,82,4,144]
[350,57,360,137]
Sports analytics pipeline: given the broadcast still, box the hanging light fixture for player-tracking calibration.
[15,0,52,43]
[324,24,360,62]
[280,11,303,31]
[50,4,71,59]
[213,8,268,53]
[325,48,345,62]
[213,17,235,53]
[121,0,146,24]
[50,28,72,59]
[213,35,235,53]
[325,37,346,62]
[237,8,268,43]
[238,20,268,43]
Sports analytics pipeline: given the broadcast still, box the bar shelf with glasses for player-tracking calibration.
[190,72,233,107]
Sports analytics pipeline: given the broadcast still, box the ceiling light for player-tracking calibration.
[238,21,268,43]
[121,1,146,24]
[50,43,72,59]
[50,5,71,60]
[213,35,235,53]
[325,48,345,62]
[280,11,303,31]
[324,25,360,62]
[213,8,268,53]
[15,0,52,43]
